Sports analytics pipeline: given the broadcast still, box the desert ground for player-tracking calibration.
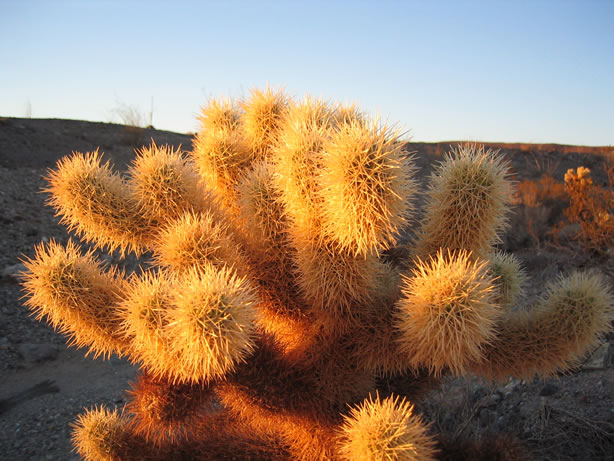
[0,116,612,460]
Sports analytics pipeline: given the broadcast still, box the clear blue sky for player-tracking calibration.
[2,0,613,145]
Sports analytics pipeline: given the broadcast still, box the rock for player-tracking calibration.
[478,408,491,427]
[556,223,582,241]
[476,393,501,409]
[16,343,60,363]
[471,386,488,402]
[582,342,609,370]
[539,383,559,397]
[607,343,614,368]
[495,415,507,431]
[501,378,521,396]
[1,263,26,283]
[110,354,125,366]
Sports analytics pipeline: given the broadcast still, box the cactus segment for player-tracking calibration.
[21,240,126,358]
[338,393,438,461]
[127,142,209,223]
[395,250,500,376]
[413,144,512,258]
[319,120,416,256]
[71,406,139,461]
[165,265,257,383]
[45,151,149,254]
[487,251,528,307]
[474,271,614,380]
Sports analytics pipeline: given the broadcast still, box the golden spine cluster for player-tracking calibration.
[21,87,614,460]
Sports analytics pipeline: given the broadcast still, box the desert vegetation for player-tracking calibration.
[563,164,614,253]
[12,89,614,460]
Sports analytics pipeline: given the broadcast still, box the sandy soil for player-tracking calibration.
[0,116,612,460]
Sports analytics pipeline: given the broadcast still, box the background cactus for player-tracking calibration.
[21,88,613,460]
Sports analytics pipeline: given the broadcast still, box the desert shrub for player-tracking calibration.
[111,102,149,146]
[563,164,614,253]
[509,175,568,248]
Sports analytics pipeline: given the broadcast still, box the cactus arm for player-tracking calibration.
[271,97,332,232]
[412,145,512,259]
[239,86,288,162]
[151,210,246,274]
[72,404,290,461]
[394,250,501,376]
[472,271,614,381]
[191,98,250,208]
[337,393,438,461]
[127,142,213,224]
[162,264,258,384]
[487,251,528,307]
[45,151,150,255]
[21,240,127,358]
[319,120,416,256]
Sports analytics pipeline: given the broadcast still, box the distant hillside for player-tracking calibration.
[0,117,610,185]
[0,117,192,169]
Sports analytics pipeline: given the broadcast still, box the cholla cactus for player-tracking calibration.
[22,88,613,460]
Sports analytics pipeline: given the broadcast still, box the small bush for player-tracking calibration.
[563,164,614,253]
[111,102,149,146]
[509,175,568,248]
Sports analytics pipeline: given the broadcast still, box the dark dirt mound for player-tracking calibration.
[0,117,191,170]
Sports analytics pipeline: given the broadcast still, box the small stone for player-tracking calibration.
[501,378,520,396]
[110,354,124,365]
[471,386,487,402]
[539,383,559,397]
[17,343,60,363]
[477,394,500,409]
[1,263,26,282]
[479,408,491,427]
[582,342,609,370]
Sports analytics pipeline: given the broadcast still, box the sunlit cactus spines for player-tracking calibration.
[413,144,512,259]
[472,271,614,381]
[22,240,127,359]
[44,152,150,255]
[338,393,438,461]
[395,250,501,376]
[20,88,614,460]
[319,120,416,256]
[487,251,528,307]
[71,406,139,461]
